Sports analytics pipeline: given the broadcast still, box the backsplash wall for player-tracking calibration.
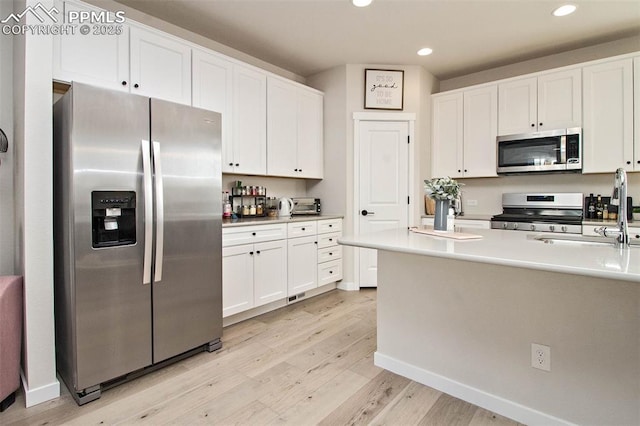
[452,172,640,216]
[222,174,309,199]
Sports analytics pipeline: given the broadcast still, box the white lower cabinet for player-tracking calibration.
[287,235,318,295]
[223,218,342,319]
[222,244,255,317]
[317,218,343,286]
[222,239,287,318]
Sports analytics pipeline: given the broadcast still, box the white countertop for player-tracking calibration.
[339,227,640,283]
[222,214,343,227]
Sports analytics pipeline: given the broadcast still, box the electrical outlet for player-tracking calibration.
[531,343,551,372]
[466,199,478,207]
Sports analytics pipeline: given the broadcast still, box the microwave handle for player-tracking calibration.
[560,135,567,164]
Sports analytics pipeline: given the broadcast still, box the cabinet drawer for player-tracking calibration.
[223,223,287,247]
[287,221,317,238]
[318,245,342,263]
[317,219,342,234]
[317,232,340,249]
[318,259,342,286]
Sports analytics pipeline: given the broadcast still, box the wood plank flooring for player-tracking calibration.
[3,289,523,425]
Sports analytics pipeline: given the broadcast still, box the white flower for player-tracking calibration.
[424,177,463,201]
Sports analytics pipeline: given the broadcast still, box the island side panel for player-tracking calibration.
[376,250,639,426]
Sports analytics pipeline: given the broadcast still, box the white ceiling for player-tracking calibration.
[113,0,640,80]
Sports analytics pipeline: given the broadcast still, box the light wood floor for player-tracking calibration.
[4,289,523,425]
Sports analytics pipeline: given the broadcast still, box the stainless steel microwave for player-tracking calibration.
[291,198,321,215]
[496,127,582,174]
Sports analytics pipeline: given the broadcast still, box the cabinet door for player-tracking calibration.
[287,235,317,295]
[432,92,463,178]
[297,89,324,179]
[192,49,234,173]
[634,57,640,169]
[222,244,254,317]
[53,0,129,92]
[253,240,287,307]
[582,58,633,173]
[129,25,192,105]
[498,77,537,135]
[267,77,298,177]
[463,85,498,178]
[537,68,581,130]
[233,65,267,175]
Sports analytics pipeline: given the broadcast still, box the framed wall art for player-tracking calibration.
[364,68,404,110]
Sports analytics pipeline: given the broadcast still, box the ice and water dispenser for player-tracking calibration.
[91,191,136,248]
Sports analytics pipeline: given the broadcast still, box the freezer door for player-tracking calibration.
[150,99,222,363]
[65,83,152,390]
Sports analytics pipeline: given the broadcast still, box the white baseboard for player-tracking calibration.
[337,281,358,291]
[374,352,574,426]
[21,370,60,407]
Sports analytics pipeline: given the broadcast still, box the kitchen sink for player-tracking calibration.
[530,234,640,247]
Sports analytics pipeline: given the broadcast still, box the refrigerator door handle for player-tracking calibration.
[152,141,164,282]
[141,139,153,285]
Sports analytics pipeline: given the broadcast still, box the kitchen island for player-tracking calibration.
[339,227,640,426]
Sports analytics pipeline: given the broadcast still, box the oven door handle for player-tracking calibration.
[559,135,567,165]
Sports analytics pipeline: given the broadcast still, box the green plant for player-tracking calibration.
[633,206,640,213]
[424,176,463,201]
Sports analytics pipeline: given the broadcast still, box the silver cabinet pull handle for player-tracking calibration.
[141,140,153,285]
[153,141,164,283]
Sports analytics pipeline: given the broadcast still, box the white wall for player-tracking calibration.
[0,0,15,275]
[440,35,640,92]
[12,0,60,407]
[307,64,437,287]
[459,173,640,217]
[222,174,309,199]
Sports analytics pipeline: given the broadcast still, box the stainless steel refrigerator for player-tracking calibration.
[53,82,222,405]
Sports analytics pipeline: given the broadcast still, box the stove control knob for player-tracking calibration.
[549,225,555,232]
[513,223,519,230]
[502,223,508,229]
[561,225,568,232]
[530,224,536,231]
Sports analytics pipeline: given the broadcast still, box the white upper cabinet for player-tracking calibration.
[432,85,497,178]
[432,92,463,178]
[582,58,634,173]
[267,77,323,179]
[52,0,129,92]
[634,57,640,169]
[129,25,192,105]
[498,77,537,135]
[498,68,581,135]
[192,49,234,173]
[463,85,498,178]
[231,65,267,175]
[296,89,324,179]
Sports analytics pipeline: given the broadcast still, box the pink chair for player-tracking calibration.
[0,276,23,412]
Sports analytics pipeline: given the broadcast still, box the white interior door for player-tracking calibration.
[358,120,409,287]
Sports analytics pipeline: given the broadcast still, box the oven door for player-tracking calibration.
[497,129,569,174]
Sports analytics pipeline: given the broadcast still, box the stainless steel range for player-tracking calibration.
[491,193,583,234]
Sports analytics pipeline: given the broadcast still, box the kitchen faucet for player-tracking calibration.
[594,168,629,247]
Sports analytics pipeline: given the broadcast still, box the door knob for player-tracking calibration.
[361,210,375,216]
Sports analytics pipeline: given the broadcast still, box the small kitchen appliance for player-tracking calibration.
[496,128,582,174]
[278,197,293,217]
[491,193,583,234]
[291,198,321,215]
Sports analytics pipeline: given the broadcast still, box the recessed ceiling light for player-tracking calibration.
[352,0,373,7]
[553,4,577,17]
[417,48,433,56]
